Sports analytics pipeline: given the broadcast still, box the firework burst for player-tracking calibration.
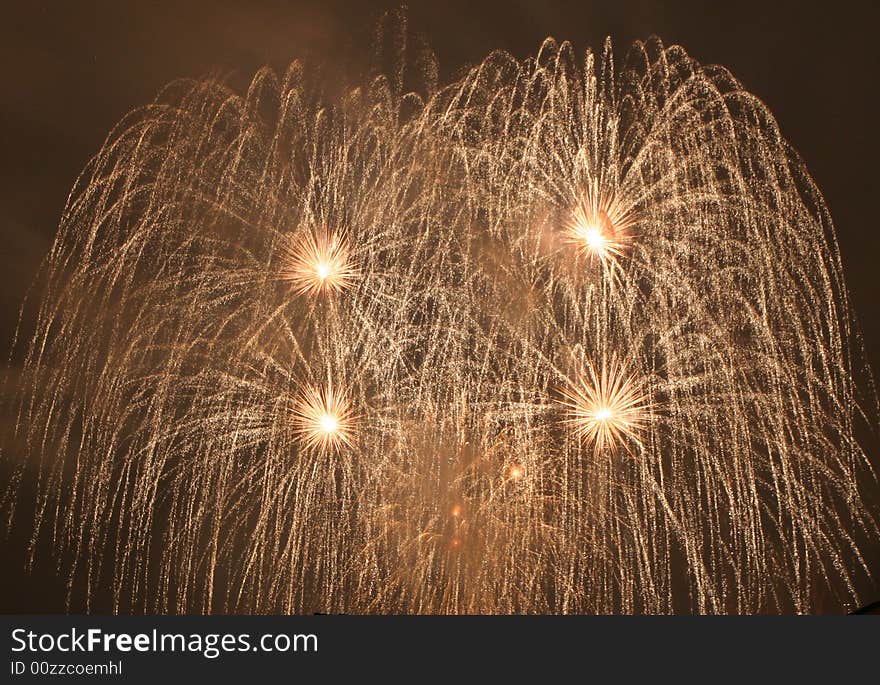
[293,383,357,453]
[280,230,359,296]
[564,180,638,268]
[559,358,652,455]
[4,35,878,614]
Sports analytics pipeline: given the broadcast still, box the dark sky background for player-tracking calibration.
[1,0,878,612]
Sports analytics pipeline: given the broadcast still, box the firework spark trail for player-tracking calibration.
[3,37,878,613]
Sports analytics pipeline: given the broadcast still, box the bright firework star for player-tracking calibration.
[280,229,359,296]
[293,383,357,453]
[559,358,652,455]
[564,180,637,268]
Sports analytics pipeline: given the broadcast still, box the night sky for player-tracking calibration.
[2,0,878,612]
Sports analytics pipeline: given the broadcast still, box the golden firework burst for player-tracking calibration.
[564,180,637,267]
[293,382,357,452]
[280,229,359,296]
[559,357,652,454]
